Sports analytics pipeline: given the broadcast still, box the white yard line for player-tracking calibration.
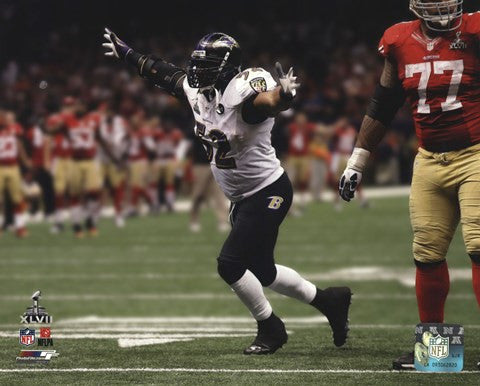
[0,367,477,374]
[0,292,475,302]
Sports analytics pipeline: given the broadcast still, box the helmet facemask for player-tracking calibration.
[187,33,242,90]
[410,0,463,32]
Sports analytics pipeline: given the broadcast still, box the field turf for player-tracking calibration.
[0,196,478,384]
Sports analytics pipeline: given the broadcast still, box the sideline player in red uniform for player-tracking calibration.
[339,1,480,369]
[286,112,314,215]
[0,111,31,237]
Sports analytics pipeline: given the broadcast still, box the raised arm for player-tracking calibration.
[338,57,405,202]
[242,63,300,124]
[103,28,186,99]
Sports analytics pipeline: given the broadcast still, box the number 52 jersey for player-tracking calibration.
[183,68,284,202]
[379,12,480,152]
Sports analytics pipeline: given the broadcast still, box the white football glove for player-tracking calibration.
[275,62,300,98]
[338,148,370,202]
[102,27,132,60]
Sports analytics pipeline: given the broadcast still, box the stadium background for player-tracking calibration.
[0,0,480,383]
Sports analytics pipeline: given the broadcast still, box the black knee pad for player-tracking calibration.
[469,254,480,265]
[250,263,277,287]
[217,259,246,285]
[414,259,446,269]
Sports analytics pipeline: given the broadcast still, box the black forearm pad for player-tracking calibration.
[125,50,186,97]
[366,84,405,126]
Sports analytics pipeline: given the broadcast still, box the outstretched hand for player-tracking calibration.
[275,62,300,98]
[102,27,132,60]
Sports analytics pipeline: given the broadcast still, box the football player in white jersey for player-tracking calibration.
[103,29,351,354]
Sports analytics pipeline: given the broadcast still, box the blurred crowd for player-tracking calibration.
[0,2,421,236]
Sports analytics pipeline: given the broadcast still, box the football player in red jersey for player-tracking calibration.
[339,0,480,369]
[286,112,314,215]
[0,111,32,237]
[126,112,155,214]
[150,120,184,212]
[48,99,120,237]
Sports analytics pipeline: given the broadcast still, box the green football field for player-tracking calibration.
[0,196,478,384]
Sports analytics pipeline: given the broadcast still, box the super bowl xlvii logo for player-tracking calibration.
[450,32,467,50]
[429,335,449,360]
[17,290,58,363]
[20,290,53,324]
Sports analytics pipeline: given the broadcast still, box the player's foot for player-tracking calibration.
[311,286,351,347]
[73,224,84,239]
[243,313,288,355]
[88,227,99,237]
[392,351,414,370]
[477,358,479,369]
[115,215,125,228]
[15,227,28,238]
[190,222,201,233]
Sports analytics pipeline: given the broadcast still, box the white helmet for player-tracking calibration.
[409,0,463,31]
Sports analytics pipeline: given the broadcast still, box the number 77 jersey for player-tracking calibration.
[183,68,284,202]
[379,12,480,152]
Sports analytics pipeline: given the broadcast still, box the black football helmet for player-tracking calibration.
[410,0,463,32]
[187,33,241,90]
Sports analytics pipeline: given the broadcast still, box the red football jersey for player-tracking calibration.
[379,13,480,152]
[67,113,100,160]
[0,124,22,165]
[288,122,315,156]
[26,126,45,168]
[46,113,71,158]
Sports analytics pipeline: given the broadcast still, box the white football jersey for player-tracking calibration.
[183,68,284,202]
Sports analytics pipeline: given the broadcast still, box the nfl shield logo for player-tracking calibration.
[429,334,449,360]
[19,328,35,346]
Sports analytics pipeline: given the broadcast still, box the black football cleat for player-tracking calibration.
[392,351,415,370]
[311,286,352,347]
[477,359,479,369]
[243,313,288,355]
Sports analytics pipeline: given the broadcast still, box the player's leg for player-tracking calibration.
[7,166,28,237]
[189,165,209,232]
[246,173,350,346]
[69,161,85,238]
[148,161,160,212]
[394,152,458,370]
[51,158,68,233]
[108,163,126,227]
[84,160,103,236]
[217,191,287,354]
[164,160,177,212]
[457,150,480,308]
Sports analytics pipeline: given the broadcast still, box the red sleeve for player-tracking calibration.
[465,12,480,39]
[378,22,413,60]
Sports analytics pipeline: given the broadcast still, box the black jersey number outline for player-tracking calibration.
[196,122,236,169]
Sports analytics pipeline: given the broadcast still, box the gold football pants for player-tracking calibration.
[410,143,480,263]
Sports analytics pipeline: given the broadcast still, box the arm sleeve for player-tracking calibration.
[125,51,186,98]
